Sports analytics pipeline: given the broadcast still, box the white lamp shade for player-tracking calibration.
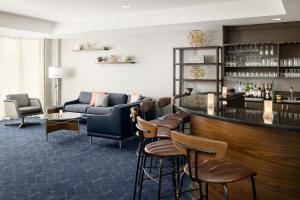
[48,66,63,79]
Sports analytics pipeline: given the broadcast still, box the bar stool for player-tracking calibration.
[171,131,257,200]
[134,117,183,200]
[130,106,172,139]
[157,97,190,132]
[130,106,173,181]
[134,100,181,130]
[140,99,155,120]
[130,108,171,199]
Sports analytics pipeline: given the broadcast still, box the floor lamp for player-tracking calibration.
[48,66,63,106]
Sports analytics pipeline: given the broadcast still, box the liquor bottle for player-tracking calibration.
[245,83,250,97]
[265,84,270,100]
[261,83,265,99]
[242,82,246,93]
[270,84,273,100]
[257,84,262,98]
[249,83,253,98]
[235,81,239,92]
[238,81,242,92]
[253,85,258,98]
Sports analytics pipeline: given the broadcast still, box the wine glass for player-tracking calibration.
[259,44,264,56]
[270,45,274,56]
[265,44,269,56]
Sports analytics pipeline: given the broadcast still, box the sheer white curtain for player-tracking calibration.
[0,37,44,119]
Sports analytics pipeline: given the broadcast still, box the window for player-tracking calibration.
[0,37,44,119]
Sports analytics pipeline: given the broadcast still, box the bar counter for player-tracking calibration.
[174,95,300,200]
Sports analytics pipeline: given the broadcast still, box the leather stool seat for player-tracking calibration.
[157,127,171,138]
[164,112,190,123]
[149,119,180,130]
[184,160,257,184]
[145,140,180,157]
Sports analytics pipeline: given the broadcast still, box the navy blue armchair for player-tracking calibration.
[87,102,141,148]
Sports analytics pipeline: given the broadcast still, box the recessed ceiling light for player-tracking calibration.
[272,18,283,21]
[121,5,130,9]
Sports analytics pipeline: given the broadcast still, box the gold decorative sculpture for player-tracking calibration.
[190,65,205,79]
[187,30,206,47]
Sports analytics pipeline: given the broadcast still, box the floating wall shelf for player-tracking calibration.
[72,48,110,52]
[95,62,136,64]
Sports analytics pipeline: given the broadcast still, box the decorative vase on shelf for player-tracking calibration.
[110,55,119,63]
[97,57,103,62]
[187,30,206,47]
[125,56,134,63]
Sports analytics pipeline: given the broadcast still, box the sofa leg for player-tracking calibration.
[119,140,122,149]
[90,136,93,143]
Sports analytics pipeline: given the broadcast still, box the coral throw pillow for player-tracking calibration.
[130,93,142,103]
[90,91,106,106]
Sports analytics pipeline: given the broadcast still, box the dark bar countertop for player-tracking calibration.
[174,95,300,131]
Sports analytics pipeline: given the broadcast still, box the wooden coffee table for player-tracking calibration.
[40,112,82,141]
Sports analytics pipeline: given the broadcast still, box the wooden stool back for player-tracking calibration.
[136,117,157,139]
[171,131,227,160]
[171,131,228,182]
[157,97,171,116]
[140,100,154,113]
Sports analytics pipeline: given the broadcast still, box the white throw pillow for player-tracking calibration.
[95,94,109,107]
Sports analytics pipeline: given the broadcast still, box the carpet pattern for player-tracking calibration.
[0,119,192,200]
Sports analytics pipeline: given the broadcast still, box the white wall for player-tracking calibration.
[60,29,222,102]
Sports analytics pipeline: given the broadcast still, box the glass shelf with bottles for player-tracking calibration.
[225,71,278,78]
[225,43,278,67]
[234,81,274,100]
[279,69,300,78]
[279,58,300,67]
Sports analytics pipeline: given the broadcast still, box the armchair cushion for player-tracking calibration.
[79,91,92,104]
[19,106,42,115]
[64,103,90,113]
[87,106,113,115]
[29,98,42,108]
[7,94,30,107]
[108,93,128,106]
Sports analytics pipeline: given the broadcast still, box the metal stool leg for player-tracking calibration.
[250,176,257,200]
[133,144,143,200]
[171,157,177,200]
[223,184,228,200]
[138,154,146,200]
[177,172,185,200]
[205,183,208,200]
[198,181,203,200]
[157,158,164,200]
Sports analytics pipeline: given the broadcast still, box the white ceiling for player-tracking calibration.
[0,0,299,38]
[0,0,242,22]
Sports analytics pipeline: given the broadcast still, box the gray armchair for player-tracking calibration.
[4,93,43,128]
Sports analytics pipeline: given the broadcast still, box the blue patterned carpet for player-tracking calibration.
[0,119,191,200]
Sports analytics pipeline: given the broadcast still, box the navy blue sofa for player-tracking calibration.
[63,91,152,148]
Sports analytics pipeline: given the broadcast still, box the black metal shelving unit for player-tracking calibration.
[173,46,223,102]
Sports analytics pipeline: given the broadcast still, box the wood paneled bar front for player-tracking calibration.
[174,95,300,200]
